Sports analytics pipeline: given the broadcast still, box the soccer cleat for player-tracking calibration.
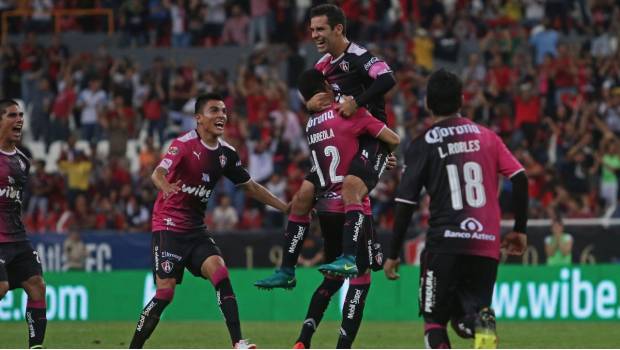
[474,307,498,349]
[318,254,358,277]
[292,341,306,349]
[234,339,256,349]
[254,268,296,290]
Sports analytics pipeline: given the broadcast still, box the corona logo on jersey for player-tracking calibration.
[443,217,495,241]
[424,123,481,144]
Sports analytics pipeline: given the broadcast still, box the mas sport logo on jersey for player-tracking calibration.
[443,218,495,241]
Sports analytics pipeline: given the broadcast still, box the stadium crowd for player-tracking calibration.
[1,0,620,234]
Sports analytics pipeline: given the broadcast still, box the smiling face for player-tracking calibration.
[196,99,227,137]
[310,15,343,54]
[0,103,24,148]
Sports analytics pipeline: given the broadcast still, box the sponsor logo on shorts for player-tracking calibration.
[424,270,435,313]
[161,260,174,274]
[161,251,182,261]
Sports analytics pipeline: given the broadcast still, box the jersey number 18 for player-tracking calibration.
[446,162,486,210]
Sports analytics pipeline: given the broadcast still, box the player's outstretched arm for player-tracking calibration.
[376,127,400,151]
[151,167,181,199]
[385,201,417,280]
[240,179,289,213]
[501,171,529,255]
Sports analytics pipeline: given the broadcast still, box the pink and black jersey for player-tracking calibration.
[152,130,250,233]
[315,42,392,122]
[0,148,30,243]
[307,104,384,214]
[395,117,524,260]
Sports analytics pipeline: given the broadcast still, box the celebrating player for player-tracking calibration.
[290,69,399,349]
[129,93,288,349]
[0,99,47,349]
[255,4,396,288]
[384,69,529,349]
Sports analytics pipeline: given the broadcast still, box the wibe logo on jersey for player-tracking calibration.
[180,184,213,203]
[424,124,481,144]
[0,185,21,203]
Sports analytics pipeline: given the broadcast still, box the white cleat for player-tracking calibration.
[234,339,257,349]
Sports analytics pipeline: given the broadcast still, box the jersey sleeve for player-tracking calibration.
[224,149,251,185]
[495,133,524,178]
[157,139,186,173]
[350,108,386,137]
[360,52,393,79]
[395,139,427,205]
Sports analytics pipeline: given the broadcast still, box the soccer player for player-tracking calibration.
[292,69,400,349]
[255,4,396,288]
[129,93,288,349]
[383,69,529,349]
[0,99,47,349]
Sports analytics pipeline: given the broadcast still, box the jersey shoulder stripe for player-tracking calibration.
[316,53,332,65]
[177,130,198,143]
[347,42,367,56]
[219,138,236,152]
[15,148,30,161]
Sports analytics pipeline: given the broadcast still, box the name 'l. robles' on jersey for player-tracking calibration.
[307,104,384,214]
[315,42,392,122]
[151,130,250,233]
[395,117,524,260]
[0,148,30,243]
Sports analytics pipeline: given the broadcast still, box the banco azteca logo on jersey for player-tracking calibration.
[460,217,483,232]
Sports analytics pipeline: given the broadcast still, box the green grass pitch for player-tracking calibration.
[1,321,619,348]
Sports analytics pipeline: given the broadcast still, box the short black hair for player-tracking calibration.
[426,69,462,116]
[297,69,327,102]
[310,4,347,35]
[0,99,19,119]
[195,93,224,114]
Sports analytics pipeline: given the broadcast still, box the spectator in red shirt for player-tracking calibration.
[50,75,77,143]
[514,81,543,146]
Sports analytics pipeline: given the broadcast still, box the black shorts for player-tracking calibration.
[0,241,43,290]
[152,230,222,285]
[305,135,391,193]
[317,212,383,273]
[418,250,498,325]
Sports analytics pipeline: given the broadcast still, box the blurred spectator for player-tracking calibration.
[26,159,53,222]
[169,0,190,48]
[212,195,239,231]
[49,75,77,144]
[544,217,573,266]
[599,137,620,218]
[249,0,270,45]
[221,5,250,46]
[247,137,277,183]
[125,195,150,231]
[63,229,87,271]
[76,78,107,144]
[139,136,160,173]
[529,20,559,65]
[29,77,53,143]
[28,0,53,33]
[264,173,287,228]
[58,148,93,207]
[119,0,148,47]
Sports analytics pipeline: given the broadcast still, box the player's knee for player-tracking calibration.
[23,275,46,300]
[0,282,9,299]
[155,287,175,302]
[342,175,367,204]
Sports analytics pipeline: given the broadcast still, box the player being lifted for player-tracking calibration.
[129,93,288,349]
[255,4,396,288]
[0,99,47,349]
[384,70,529,349]
[292,69,400,349]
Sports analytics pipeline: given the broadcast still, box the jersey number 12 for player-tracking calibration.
[446,162,486,210]
[312,145,343,187]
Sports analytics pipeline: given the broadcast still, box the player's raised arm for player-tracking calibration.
[239,179,288,213]
[338,57,396,117]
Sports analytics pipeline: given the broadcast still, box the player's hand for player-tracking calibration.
[284,202,292,215]
[162,180,181,199]
[501,232,527,256]
[306,92,332,112]
[337,96,358,117]
[385,153,397,170]
[384,258,401,280]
